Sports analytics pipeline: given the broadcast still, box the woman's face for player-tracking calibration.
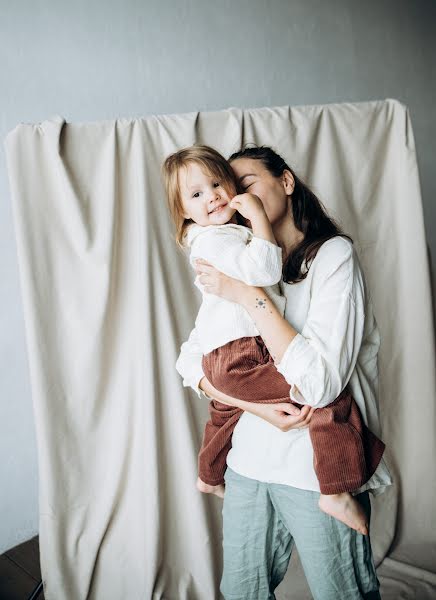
[230,157,293,226]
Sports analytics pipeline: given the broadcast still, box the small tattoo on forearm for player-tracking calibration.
[255,297,268,309]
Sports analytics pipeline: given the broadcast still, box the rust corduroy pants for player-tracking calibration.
[198,336,385,494]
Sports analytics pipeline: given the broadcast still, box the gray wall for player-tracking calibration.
[1,0,435,553]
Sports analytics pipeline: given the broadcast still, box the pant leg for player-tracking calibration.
[202,336,294,403]
[309,387,386,494]
[198,400,242,485]
[199,336,297,486]
[268,482,382,600]
[220,467,294,600]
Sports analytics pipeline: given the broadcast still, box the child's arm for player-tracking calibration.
[190,225,282,288]
[241,209,277,246]
[229,192,277,245]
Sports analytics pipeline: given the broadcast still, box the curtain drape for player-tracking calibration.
[4,99,436,599]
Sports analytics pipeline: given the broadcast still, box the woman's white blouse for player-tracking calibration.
[176,235,393,496]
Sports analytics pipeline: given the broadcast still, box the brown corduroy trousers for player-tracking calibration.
[198,335,385,494]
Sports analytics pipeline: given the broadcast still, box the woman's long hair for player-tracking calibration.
[228,145,353,284]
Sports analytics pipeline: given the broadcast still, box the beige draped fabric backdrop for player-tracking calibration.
[4,99,436,599]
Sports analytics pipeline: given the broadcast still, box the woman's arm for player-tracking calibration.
[175,327,314,431]
[199,375,315,432]
[193,259,299,364]
[239,285,298,364]
[195,237,364,409]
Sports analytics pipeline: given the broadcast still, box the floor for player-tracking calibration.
[1,536,435,599]
[0,536,44,600]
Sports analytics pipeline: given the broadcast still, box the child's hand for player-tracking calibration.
[229,193,267,222]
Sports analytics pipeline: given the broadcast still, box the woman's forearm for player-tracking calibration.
[199,376,266,415]
[199,375,305,429]
[240,286,298,364]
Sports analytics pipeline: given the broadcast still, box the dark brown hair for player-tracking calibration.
[228,145,353,283]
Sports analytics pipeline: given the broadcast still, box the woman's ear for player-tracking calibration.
[282,170,295,195]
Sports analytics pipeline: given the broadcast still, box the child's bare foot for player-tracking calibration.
[318,492,368,535]
[196,476,225,499]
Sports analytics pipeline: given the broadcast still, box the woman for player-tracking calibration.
[177,145,393,599]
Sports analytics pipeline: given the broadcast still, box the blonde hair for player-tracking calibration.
[161,144,243,249]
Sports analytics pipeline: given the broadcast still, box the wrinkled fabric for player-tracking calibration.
[3,99,436,599]
[221,467,381,600]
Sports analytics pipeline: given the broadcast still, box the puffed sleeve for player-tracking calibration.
[175,326,210,399]
[190,226,283,286]
[274,238,366,408]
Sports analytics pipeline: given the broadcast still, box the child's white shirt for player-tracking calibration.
[175,234,393,496]
[180,222,286,356]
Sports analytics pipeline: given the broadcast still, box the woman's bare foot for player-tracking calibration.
[318,492,368,535]
[196,476,225,499]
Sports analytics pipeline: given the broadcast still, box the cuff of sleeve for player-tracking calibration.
[249,237,282,282]
[196,383,214,400]
[249,235,281,253]
[275,333,310,372]
[192,383,202,399]
[186,366,206,399]
[275,334,342,408]
[275,333,314,403]
[191,371,214,399]
[290,383,306,403]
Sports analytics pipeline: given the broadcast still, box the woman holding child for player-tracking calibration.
[164,144,392,600]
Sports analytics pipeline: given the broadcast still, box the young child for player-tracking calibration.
[161,144,386,535]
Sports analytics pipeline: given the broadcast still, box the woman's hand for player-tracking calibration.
[250,402,316,432]
[194,259,249,304]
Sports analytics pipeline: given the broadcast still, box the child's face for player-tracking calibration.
[179,162,237,226]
